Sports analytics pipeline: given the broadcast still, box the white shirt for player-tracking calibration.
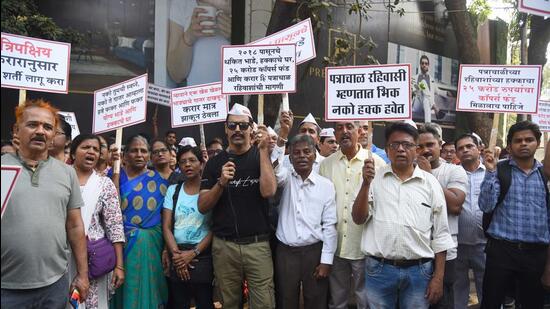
[431,159,468,260]
[274,164,338,264]
[361,164,455,260]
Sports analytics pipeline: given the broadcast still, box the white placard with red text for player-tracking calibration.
[171,82,228,128]
[148,83,171,106]
[221,44,296,95]
[57,111,81,138]
[325,64,412,121]
[250,18,316,64]
[456,65,541,114]
[518,0,550,17]
[532,100,550,132]
[1,32,71,93]
[93,74,148,134]
[1,165,22,219]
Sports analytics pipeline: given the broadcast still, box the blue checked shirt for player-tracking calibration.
[478,159,549,243]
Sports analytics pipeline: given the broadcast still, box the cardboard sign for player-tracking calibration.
[148,83,171,106]
[1,165,22,219]
[456,65,541,114]
[171,82,228,127]
[93,74,148,134]
[221,44,296,95]
[250,18,316,65]
[1,32,71,93]
[57,111,81,138]
[532,100,550,132]
[325,64,412,121]
[518,0,550,17]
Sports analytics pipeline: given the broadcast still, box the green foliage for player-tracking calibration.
[300,0,403,67]
[467,0,491,30]
[1,0,83,45]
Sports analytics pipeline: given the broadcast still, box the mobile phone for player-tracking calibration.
[69,288,80,309]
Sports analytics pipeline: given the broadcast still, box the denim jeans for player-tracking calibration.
[364,256,433,309]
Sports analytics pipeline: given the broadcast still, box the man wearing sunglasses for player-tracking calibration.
[352,122,454,309]
[198,103,277,309]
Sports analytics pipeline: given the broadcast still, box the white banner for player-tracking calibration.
[456,65,542,114]
[57,111,81,138]
[250,18,316,64]
[518,0,550,17]
[171,82,228,128]
[1,32,71,93]
[221,44,296,95]
[1,165,21,219]
[325,64,412,121]
[93,74,148,134]
[532,100,550,132]
[147,83,171,106]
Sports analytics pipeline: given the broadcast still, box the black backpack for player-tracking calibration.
[482,160,550,235]
[171,182,185,231]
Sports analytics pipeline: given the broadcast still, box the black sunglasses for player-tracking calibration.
[227,121,251,131]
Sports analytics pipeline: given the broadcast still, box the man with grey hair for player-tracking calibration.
[274,134,338,309]
[319,121,386,309]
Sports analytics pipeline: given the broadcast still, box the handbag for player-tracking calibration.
[87,237,117,279]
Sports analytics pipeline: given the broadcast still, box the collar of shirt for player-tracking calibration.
[290,169,319,186]
[336,144,368,163]
[508,158,542,174]
[382,164,426,183]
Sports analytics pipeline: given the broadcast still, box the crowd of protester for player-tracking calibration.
[1,98,550,309]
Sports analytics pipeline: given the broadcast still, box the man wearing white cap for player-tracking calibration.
[319,128,339,157]
[281,113,325,172]
[198,103,277,308]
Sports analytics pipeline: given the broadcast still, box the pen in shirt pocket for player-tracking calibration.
[421,203,431,208]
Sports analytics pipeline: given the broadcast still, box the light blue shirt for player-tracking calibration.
[458,163,487,245]
[163,184,211,245]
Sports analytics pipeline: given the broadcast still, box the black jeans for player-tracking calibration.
[429,259,456,309]
[168,280,213,309]
[481,237,548,309]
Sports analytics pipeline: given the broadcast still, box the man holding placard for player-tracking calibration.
[319,121,385,309]
[1,99,89,307]
[198,103,277,308]
[479,121,549,309]
[352,122,454,308]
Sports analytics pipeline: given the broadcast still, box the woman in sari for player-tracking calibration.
[68,133,125,309]
[110,135,169,309]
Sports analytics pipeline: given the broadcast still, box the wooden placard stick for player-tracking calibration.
[367,121,373,159]
[258,94,264,125]
[282,93,289,111]
[18,89,26,106]
[488,113,500,150]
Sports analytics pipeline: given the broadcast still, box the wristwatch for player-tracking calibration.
[193,247,201,256]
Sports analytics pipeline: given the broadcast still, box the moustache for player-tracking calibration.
[31,136,46,142]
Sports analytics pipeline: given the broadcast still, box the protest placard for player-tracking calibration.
[456,65,542,114]
[518,0,550,16]
[171,82,228,128]
[58,111,81,138]
[532,100,550,132]
[93,74,148,134]
[221,44,296,95]
[1,33,70,93]
[148,83,171,106]
[325,64,412,121]
[1,165,21,219]
[250,18,315,65]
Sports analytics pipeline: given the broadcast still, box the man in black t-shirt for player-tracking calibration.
[198,103,277,309]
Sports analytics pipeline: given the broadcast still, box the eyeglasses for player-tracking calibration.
[100,143,108,149]
[207,149,222,156]
[55,131,65,136]
[388,142,417,150]
[421,61,429,65]
[152,148,169,155]
[227,121,251,131]
[179,158,199,165]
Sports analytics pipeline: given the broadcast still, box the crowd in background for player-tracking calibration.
[1,99,550,309]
